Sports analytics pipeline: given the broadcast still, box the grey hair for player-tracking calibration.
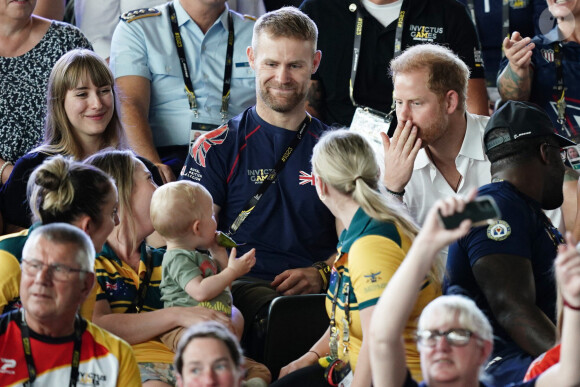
[419,295,493,343]
[23,223,96,274]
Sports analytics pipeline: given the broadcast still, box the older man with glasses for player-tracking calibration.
[0,223,140,387]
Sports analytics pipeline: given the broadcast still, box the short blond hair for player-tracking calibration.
[150,181,212,239]
[252,6,318,53]
[390,44,470,111]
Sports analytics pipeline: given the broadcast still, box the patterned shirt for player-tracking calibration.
[0,22,91,162]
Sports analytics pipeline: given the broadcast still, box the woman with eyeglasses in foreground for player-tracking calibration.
[369,193,580,387]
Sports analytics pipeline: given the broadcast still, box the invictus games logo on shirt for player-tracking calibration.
[409,25,443,42]
[248,169,275,183]
[78,372,107,385]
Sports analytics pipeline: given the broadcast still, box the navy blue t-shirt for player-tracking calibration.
[179,107,337,281]
[457,0,546,85]
[446,181,559,356]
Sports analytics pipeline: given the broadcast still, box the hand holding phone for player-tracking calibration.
[438,196,501,230]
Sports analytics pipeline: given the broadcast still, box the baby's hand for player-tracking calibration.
[227,248,256,277]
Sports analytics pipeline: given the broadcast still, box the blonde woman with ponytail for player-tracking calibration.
[275,129,441,387]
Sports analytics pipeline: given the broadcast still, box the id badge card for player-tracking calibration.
[349,106,393,175]
[189,122,218,154]
[338,370,353,387]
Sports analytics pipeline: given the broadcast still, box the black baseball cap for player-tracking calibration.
[484,100,575,153]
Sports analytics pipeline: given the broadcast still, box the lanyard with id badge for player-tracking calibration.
[348,0,408,165]
[168,3,234,153]
[321,267,354,387]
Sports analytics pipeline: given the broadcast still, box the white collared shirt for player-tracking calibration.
[404,112,491,225]
[403,112,563,234]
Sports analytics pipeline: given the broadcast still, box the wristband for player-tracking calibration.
[307,350,320,359]
[312,261,331,292]
[385,186,405,197]
[563,297,580,311]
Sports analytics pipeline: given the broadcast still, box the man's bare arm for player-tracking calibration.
[497,32,535,101]
[473,253,556,357]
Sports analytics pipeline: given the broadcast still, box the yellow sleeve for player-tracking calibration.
[349,235,406,309]
[0,251,21,312]
[117,341,142,387]
[79,284,97,321]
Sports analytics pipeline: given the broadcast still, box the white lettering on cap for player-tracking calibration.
[514,131,532,139]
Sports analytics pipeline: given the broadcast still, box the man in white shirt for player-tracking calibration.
[382,43,491,225]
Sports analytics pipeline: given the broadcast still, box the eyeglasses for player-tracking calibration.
[21,259,87,282]
[415,328,477,347]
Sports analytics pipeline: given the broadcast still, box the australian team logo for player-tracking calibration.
[487,220,511,241]
[364,271,382,283]
[190,125,229,167]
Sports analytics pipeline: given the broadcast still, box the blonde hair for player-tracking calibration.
[312,129,443,285]
[85,150,139,252]
[252,6,318,52]
[151,181,211,239]
[390,44,470,111]
[27,155,115,226]
[39,49,127,159]
[312,129,419,239]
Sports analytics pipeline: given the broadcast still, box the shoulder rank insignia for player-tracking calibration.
[121,8,161,23]
[243,14,257,21]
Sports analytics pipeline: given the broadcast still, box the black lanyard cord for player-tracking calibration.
[349,0,408,107]
[553,42,569,136]
[228,115,312,236]
[19,310,83,387]
[168,2,234,121]
[466,0,509,53]
[125,247,153,314]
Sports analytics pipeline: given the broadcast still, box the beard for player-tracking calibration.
[258,80,306,113]
[416,107,449,147]
[542,165,566,210]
